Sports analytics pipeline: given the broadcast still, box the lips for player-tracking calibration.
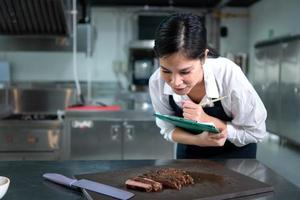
[173,87,187,93]
[174,87,185,90]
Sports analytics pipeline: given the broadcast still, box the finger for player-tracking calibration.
[209,133,225,139]
[183,104,199,111]
[213,134,225,139]
[200,131,210,138]
[182,112,195,120]
[182,100,198,109]
[182,107,197,115]
[183,104,204,114]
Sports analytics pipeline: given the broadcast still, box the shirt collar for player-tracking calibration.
[202,60,220,99]
[163,61,220,99]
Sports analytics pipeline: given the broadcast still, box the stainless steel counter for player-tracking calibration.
[65,110,175,160]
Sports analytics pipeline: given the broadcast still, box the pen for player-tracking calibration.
[199,96,227,107]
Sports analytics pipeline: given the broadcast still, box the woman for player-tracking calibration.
[149,13,267,159]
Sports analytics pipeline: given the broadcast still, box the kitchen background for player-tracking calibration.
[1,0,300,189]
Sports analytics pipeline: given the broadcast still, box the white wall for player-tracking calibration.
[0,52,86,81]
[220,8,249,56]
[248,0,300,80]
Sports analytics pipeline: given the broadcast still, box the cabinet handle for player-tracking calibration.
[27,136,38,144]
[294,87,299,95]
[124,124,134,141]
[110,125,121,141]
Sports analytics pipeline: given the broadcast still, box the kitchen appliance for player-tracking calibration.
[133,59,153,81]
[43,173,135,200]
[0,88,75,160]
[128,40,157,91]
[137,14,168,40]
[0,0,94,55]
[0,117,64,160]
[127,14,169,91]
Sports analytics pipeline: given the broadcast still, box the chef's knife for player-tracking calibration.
[43,173,135,200]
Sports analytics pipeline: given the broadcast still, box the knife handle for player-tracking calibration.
[43,173,77,188]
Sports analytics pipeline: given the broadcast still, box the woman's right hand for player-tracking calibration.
[193,128,227,147]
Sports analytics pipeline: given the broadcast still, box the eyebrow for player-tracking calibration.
[160,65,193,71]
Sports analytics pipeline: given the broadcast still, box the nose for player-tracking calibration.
[170,74,183,86]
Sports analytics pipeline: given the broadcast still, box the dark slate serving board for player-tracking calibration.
[75,160,274,200]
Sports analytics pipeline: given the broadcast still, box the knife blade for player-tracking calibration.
[43,173,135,200]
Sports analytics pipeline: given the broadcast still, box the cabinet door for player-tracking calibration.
[253,48,267,105]
[279,41,300,143]
[122,120,174,159]
[264,45,281,134]
[70,119,122,160]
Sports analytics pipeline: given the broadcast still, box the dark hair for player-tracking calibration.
[154,13,219,59]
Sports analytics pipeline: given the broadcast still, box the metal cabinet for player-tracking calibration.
[254,45,281,133]
[265,45,281,134]
[254,36,300,144]
[279,41,300,141]
[66,111,174,160]
[69,119,123,160]
[122,120,173,160]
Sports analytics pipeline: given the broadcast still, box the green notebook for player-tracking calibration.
[154,113,220,134]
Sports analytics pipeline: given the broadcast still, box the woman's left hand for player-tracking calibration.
[192,126,228,147]
[182,100,209,122]
[207,127,228,146]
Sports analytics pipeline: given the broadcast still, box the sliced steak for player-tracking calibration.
[125,179,152,192]
[133,177,162,191]
[125,167,194,192]
[142,168,194,190]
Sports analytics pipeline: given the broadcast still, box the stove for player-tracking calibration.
[0,87,75,160]
[0,113,67,161]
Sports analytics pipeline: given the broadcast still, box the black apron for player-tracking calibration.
[169,95,257,159]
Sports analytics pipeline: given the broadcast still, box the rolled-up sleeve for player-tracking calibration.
[226,90,267,146]
[221,61,267,146]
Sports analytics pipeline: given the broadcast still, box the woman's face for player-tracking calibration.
[159,52,204,95]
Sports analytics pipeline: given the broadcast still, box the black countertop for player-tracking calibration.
[0,159,299,200]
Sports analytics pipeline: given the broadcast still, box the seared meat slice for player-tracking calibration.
[125,179,152,192]
[133,177,162,191]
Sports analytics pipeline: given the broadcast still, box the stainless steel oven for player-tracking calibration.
[0,87,75,160]
[0,116,66,160]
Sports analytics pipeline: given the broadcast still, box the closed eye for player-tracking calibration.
[162,70,171,74]
[160,66,171,74]
[160,66,193,75]
[180,71,191,75]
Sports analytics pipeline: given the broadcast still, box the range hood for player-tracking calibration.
[0,0,94,55]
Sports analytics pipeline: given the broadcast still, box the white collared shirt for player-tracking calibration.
[149,57,267,147]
